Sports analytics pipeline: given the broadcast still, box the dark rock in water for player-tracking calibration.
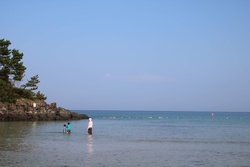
[0,99,88,121]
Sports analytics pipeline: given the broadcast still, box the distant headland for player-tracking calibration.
[0,99,88,121]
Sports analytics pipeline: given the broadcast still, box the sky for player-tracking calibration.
[1,0,250,111]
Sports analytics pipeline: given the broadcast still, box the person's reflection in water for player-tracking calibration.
[87,135,93,157]
[85,134,93,166]
[32,122,37,127]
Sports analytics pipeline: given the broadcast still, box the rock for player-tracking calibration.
[0,99,88,121]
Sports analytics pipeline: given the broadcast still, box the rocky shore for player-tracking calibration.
[0,99,88,121]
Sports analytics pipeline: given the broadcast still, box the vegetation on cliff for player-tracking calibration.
[0,38,46,103]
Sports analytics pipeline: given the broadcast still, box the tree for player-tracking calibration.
[0,38,46,103]
[0,79,17,103]
[35,91,47,100]
[0,39,26,83]
[21,74,40,90]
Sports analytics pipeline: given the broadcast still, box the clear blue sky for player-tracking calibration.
[1,0,250,111]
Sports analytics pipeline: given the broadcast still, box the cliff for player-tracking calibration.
[0,99,88,121]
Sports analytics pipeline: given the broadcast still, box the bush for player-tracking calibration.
[0,79,18,103]
[14,88,35,100]
[35,91,47,100]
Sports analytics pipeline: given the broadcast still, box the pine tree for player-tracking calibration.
[0,38,46,103]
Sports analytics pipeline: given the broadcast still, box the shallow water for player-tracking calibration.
[0,111,250,167]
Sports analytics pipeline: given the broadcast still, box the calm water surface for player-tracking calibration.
[0,111,250,167]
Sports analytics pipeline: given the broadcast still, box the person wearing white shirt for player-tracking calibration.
[87,118,93,135]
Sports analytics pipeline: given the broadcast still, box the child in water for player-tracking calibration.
[66,122,71,134]
[63,124,66,133]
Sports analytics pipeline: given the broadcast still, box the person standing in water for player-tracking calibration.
[87,118,93,135]
[66,122,71,134]
[63,124,67,133]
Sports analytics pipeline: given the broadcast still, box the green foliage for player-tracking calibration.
[21,74,40,90]
[10,49,26,81]
[0,39,26,82]
[35,91,47,100]
[0,38,47,103]
[0,79,18,103]
[13,87,36,100]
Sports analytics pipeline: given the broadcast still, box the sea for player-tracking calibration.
[0,110,250,167]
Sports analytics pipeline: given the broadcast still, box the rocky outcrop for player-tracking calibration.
[0,99,88,121]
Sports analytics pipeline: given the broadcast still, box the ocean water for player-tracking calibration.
[0,111,250,167]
